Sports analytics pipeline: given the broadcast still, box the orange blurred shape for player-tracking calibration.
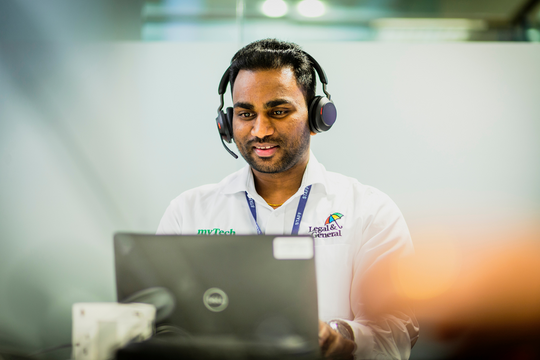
[442,243,540,327]
[392,230,460,301]
[392,225,540,330]
[361,223,540,333]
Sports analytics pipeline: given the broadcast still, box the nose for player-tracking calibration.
[251,114,274,139]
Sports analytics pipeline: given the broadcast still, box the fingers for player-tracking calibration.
[325,336,355,360]
[319,320,332,347]
[318,321,355,359]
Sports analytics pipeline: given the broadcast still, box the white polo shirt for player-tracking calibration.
[157,153,419,359]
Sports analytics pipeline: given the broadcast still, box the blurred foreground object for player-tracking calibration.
[72,302,155,360]
[362,221,540,360]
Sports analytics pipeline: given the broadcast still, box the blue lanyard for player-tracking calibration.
[245,185,312,235]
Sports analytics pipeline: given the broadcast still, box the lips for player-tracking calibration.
[253,144,279,157]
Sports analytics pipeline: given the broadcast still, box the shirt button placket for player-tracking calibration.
[266,208,285,235]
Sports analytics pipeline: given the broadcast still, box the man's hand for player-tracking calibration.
[318,320,356,359]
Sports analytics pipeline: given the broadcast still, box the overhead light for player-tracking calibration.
[297,0,326,18]
[262,0,288,18]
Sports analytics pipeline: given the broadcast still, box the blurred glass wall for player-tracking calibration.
[1,1,540,359]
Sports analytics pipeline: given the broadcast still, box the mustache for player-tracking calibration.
[245,136,283,146]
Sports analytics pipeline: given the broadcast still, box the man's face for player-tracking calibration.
[232,67,311,174]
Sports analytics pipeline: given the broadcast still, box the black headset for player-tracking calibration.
[215,51,337,159]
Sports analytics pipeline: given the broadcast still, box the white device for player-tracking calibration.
[72,302,155,360]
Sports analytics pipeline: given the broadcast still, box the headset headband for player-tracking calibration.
[218,51,331,99]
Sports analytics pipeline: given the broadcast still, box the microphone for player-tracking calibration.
[220,133,238,159]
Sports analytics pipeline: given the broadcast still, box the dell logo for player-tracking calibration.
[203,288,229,312]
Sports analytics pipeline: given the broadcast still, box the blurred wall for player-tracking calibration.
[1,42,539,357]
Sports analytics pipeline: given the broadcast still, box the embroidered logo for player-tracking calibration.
[308,213,344,238]
[197,228,236,235]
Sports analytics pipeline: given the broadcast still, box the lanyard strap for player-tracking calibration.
[245,185,312,235]
[245,191,262,235]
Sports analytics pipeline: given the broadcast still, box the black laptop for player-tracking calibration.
[113,233,321,359]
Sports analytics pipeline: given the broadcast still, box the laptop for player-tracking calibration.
[113,233,320,359]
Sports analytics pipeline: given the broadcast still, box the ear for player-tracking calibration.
[308,117,316,136]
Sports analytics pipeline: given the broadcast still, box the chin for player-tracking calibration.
[253,166,282,174]
[251,156,299,174]
[251,161,283,174]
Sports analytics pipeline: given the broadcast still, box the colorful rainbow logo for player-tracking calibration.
[325,213,344,228]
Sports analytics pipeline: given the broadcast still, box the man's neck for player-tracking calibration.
[252,157,309,208]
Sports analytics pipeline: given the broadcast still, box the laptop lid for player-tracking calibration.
[114,233,319,352]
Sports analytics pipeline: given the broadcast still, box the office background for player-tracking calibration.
[1,1,540,359]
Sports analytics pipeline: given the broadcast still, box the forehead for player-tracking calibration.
[232,68,304,104]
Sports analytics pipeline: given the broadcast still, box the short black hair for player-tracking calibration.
[229,38,316,104]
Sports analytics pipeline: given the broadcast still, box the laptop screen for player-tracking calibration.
[114,233,319,352]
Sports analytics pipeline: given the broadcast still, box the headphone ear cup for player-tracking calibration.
[226,107,234,140]
[308,96,322,133]
[216,109,233,143]
[309,96,337,133]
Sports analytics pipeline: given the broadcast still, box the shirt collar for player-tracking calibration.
[300,151,330,195]
[220,151,330,196]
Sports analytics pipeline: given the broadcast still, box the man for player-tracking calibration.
[158,39,419,359]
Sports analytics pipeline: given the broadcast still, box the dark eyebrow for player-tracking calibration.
[233,99,292,110]
[264,99,291,109]
[233,102,254,110]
